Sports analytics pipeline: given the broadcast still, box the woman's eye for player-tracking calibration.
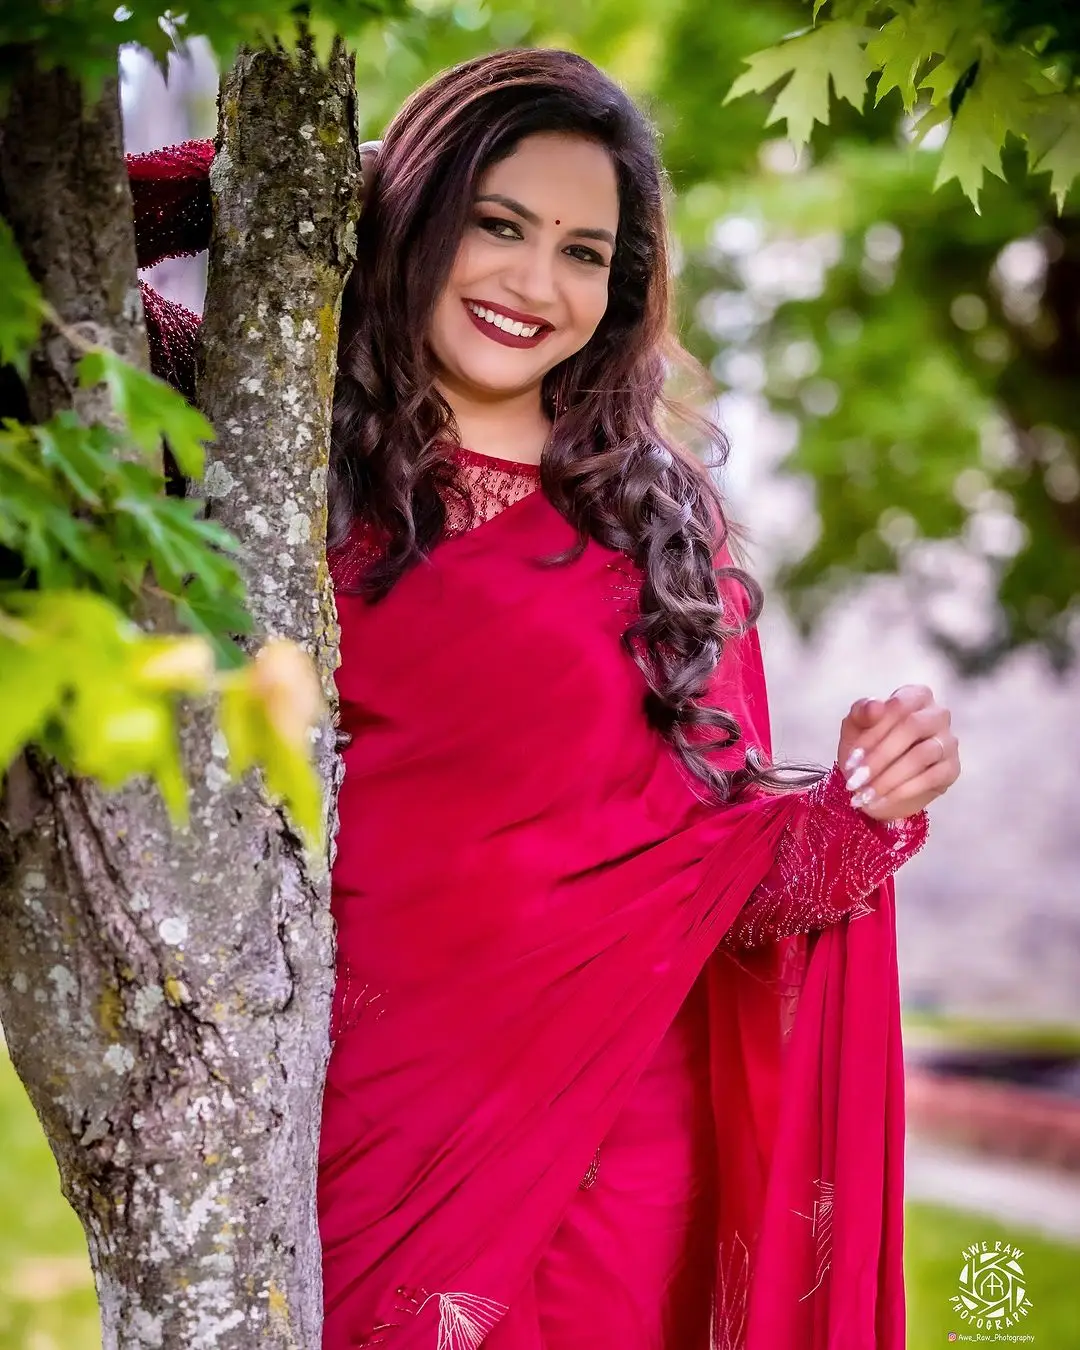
[478,216,522,240]
[565,245,607,267]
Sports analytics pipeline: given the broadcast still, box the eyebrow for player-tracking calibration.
[475,193,616,249]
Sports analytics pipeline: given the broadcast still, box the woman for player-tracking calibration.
[131,46,959,1350]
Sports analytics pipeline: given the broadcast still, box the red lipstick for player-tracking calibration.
[462,298,553,350]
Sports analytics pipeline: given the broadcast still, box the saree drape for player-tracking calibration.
[121,140,914,1350]
[321,476,910,1350]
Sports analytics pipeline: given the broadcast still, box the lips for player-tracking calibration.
[462,299,553,350]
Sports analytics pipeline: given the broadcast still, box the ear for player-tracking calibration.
[359,140,382,203]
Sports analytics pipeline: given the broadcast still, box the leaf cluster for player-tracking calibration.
[726,0,1080,210]
[0,0,408,113]
[0,207,323,846]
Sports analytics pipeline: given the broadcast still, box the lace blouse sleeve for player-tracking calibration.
[722,763,929,950]
[125,140,214,402]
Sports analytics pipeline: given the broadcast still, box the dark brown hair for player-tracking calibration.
[330,47,822,801]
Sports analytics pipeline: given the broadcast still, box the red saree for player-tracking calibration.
[121,146,926,1348]
[321,452,926,1349]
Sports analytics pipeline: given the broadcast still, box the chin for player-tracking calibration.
[447,354,549,399]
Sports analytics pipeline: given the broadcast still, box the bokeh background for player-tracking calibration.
[3,2,1079,1345]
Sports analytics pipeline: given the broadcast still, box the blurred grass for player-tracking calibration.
[0,1049,98,1350]
[2,1048,1079,1349]
[903,1011,1080,1055]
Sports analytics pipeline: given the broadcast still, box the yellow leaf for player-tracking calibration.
[250,639,324,747]
[216,661,325,853]
[131,636,216,693]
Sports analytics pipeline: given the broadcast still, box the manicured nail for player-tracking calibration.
[846,765,871,792]
[844,747,865,774]
[852,788,876,809]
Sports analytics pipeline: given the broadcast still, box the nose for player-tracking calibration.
[502,239,558,311]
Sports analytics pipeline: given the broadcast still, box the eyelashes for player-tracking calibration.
[478,216,522,241]
[474,215,609,268]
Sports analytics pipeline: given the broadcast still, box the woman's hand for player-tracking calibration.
[836,685,960,822]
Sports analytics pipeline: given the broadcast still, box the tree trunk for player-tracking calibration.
[0,32,359,1348]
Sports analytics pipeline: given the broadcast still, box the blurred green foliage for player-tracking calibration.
[728,1,1080,210]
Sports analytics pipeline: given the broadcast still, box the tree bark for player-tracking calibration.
[0,32,358,1349]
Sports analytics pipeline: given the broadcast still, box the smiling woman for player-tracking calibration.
[120,40,959,1350]
[305,43,958,1350]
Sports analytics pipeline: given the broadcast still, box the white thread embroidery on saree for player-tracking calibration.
[793,1177,834,1301]
[329,966,387,1041]
[415,1291,509,1350]
[712,1233,750,1350]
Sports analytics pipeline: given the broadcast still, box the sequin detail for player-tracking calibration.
[127,138,213,267]
[578,1145,601,1190]
[604,553,644,622]
[722,762,929,950]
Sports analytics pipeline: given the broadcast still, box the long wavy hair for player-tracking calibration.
[329,47,823,801]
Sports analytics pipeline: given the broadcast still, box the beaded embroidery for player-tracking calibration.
[722,762,929,950]
[126,140,213,400]
[578,1145,601,1190]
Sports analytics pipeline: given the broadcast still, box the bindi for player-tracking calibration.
[555,219,560,225]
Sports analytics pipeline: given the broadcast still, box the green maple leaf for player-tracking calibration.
[935,89,1004,208]
[867,12,930,113]
[1034,119,1080,211]
[1027,96,1080,211]
[725,20,871,148]
[934,61,1034,210]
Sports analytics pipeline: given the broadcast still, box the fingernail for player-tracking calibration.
[852,788,876,809]
[846,765,871,792]
[844,747,865,774]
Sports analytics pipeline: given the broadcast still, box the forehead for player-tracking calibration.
[478,132,619,230]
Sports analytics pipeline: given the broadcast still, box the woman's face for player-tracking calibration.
[428,131,619,406]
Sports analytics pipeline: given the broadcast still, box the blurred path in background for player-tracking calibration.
[907,1137,1080,1242]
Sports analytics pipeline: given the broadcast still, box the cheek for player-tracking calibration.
[446,234,488,289]
[569,278,611,342]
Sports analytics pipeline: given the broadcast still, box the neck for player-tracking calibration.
[436,379,551,466]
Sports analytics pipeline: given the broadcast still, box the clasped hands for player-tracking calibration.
[836,685,960,822]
